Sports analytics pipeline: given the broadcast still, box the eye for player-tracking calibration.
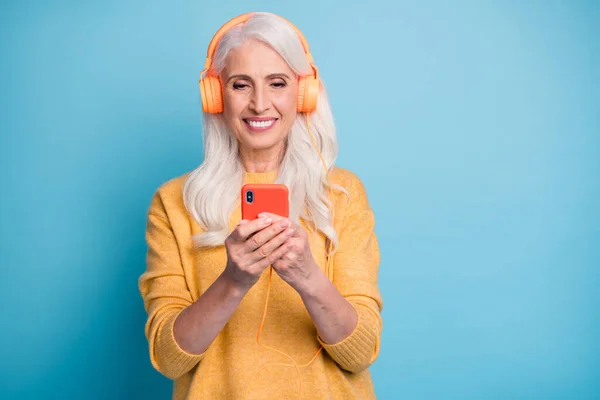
[232,82,249,90]
[271,81,286,88]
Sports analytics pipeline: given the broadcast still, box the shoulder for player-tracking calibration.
[156,172,190,198]
[330,166,365,189]
[330,166,370,197]
[329,166,372,214]
[148,172,192,218]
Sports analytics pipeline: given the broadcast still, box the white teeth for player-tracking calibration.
[247,119,275,128]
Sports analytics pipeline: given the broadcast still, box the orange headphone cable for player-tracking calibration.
[247,113,335,399]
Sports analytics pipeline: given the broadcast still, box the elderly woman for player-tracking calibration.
[138,12,383,400]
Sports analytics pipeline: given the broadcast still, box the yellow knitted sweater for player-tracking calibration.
[138,167,383,400]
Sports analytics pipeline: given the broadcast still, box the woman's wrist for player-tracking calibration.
[218,269,253,299]
[296,263,329,299]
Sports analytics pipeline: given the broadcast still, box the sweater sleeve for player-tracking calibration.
[317,175,383,373]
[138,191,205,380]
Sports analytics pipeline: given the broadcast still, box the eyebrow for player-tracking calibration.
[226,73,291,84]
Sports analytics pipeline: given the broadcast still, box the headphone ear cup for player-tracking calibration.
[200,76,223,113]
[297,77,307,113]
[209,76,223,113]
[297,75,319,113]
[200,78,209,112]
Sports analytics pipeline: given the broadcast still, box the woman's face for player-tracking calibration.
[221,39,298,155]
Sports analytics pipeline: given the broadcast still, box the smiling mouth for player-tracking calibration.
[243,118,278,132]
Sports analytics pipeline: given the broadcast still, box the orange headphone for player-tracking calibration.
[198,12,321,114]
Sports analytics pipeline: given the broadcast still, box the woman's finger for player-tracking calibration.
[254,237,294,270]
[258,213,302,237]
[230,216,273,242]
[244,218,290,252]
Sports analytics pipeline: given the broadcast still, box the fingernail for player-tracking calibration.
[279,219,289,228]
[285,228,294,236]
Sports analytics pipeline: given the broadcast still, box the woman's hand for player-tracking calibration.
[223,215,295,290]
[257,212,321,293]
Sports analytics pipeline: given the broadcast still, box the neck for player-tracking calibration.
[239,142,285,173]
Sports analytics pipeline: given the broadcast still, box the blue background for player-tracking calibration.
[1,0,598,399]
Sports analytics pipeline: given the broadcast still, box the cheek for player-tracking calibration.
[274,89,298,117]
[223,92,246,119]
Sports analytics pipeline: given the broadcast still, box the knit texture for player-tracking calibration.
[138,167,383,400]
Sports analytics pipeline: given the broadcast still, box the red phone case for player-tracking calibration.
[241,184,289,220]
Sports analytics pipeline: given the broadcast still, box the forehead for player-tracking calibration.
[222,39,294,77]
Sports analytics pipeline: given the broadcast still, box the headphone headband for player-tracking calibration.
[202,12,315,76]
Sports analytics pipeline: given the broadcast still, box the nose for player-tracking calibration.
[248,84,270,114]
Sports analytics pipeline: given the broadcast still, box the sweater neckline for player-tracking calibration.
[243,170,278,184]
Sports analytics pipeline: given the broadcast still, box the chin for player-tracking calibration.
[240,133,284,150]
[240,124,287,149]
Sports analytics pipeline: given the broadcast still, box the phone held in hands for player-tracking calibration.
[241,184,289,221]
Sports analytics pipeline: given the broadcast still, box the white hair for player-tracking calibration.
[183,12,346,252]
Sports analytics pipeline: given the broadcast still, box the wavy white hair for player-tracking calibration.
[183,12,345,251]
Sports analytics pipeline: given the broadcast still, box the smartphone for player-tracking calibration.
[241,183,289,221]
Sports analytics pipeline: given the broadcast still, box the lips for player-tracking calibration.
[243,118,278,133]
